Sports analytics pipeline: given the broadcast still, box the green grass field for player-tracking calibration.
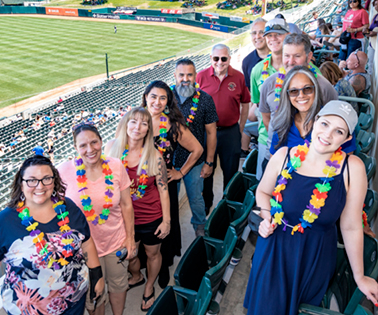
[0,16,214,108]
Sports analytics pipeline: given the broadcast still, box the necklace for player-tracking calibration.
[121,145,149,201]
[270,141,343,235]
[17,197,73,269]
[157,113,168,154]
[171,83,201,127]
[274,64,318,103]
[260,53,272,85]
[75,155,114,226]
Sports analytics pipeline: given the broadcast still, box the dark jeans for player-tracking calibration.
[203,123,241,209]
[339,39,362,61]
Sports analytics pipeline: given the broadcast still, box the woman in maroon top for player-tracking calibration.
[105,107,170,312]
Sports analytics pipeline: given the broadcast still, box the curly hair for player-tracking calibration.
[141,80,186,139]
[7,155,66,209]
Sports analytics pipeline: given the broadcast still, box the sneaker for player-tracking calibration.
[240,149,250,159]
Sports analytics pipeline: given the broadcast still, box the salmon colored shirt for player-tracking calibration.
[58,157,131,257]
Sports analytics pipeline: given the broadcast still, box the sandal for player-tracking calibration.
[141,287,155,312]
[127,276,145,291]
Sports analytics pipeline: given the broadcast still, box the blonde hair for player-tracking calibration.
[107,107,159,176]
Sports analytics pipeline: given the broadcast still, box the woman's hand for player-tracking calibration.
[94,277,105,300]
[258,218,277,238]
[122,237,137,260]
[167,168,183,183]
[356,276,378,306]
[155,221,171,239]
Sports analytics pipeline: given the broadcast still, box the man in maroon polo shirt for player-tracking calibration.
[197,43,250,213]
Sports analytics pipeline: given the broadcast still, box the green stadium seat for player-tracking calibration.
[174,227,237,299]
[223,172,259,203]
[357,152,376,182]
[242,148,258,175]
[364,189,378,225]
[299,235,378,315]
[355,130,375,155]
[355,113,373,134]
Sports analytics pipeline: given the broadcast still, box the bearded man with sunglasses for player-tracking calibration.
[197,43,250,214]
[258,33,338,173]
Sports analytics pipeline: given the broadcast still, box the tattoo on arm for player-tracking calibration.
[350,75,366,95]
[157,157,168,191]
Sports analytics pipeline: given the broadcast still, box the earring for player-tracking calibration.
[52,190,57,197]
[20,193,25,201]
[163,105,170,115]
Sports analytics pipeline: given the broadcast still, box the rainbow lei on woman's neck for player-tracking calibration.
[270,141,343,235]
[75,155,114,226]
[17,197,74,269]
[260,53,272,85]
[157,113,168,154]
[171,83,201,127]
[121,145,149,201]
[274,64,318,103]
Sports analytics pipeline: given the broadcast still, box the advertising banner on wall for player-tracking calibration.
[202,12,219,19]
[114,7,137,14]
[45,7,78,16]
[230,16,250,23]
[135,16,166,22]
[203,22,228,32]
[92,13,120,19]
[161,9,182,14]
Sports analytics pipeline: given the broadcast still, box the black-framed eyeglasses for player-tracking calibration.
[22,176,54,187]
[287,86,315,97]
[212,56,228,62]
[353,49,360,64]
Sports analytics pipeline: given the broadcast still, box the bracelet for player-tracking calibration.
[179,169,184,177]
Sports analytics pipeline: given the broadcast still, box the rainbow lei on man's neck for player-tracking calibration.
[75,155,114,226]
[260,53,272,85]
[274,64,318,103]
[171,83,201,127]
[17,197,74,269]
[121,145,149,201]
[157,113,168,154]
[270,141,343,235]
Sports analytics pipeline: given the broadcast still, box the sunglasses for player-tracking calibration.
[353,49,360,64]
[264,25,286,33]
[287,86,315,97]
[212,56,228,62]
[72,121,96,131]
[350,0,358,3]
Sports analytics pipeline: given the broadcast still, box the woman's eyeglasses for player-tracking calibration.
[287,86,315,97]
[22,176,54,187]
[212,56,228,62]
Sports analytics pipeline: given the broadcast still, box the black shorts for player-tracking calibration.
[135,217,163,246]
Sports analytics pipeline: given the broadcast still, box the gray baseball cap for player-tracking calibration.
[263,18,290,37]
[317,100,358,134]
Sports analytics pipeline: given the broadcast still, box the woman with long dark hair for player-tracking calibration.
[141,81,203,287]
[0,155,104,315]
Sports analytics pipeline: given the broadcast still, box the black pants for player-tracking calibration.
[203,123,241,209]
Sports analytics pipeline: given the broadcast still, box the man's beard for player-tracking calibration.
[176,81,196,98]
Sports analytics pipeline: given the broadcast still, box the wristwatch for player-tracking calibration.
[205,161,214,167]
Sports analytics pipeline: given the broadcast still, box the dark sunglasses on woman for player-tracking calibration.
[287,86,315,97]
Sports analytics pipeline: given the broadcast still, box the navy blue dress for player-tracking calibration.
[244,150,349,315]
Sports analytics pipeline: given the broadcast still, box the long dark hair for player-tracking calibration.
[273,66,322,150]
[8,155,66,209]
[141,80,186,139]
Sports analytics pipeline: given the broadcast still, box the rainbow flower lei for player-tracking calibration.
[121,145,149,201]
[157,113,168,154]
[270,141,343,235]
[273,64,318,104]
[260,53,272,85]
[17,197,74,269]
[170,83,201,127]
[75,155,114,226]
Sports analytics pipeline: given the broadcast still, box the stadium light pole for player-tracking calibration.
[105,53,109,81]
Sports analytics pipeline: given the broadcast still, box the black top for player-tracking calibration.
[242,49,263,92]
[173,88,218,168]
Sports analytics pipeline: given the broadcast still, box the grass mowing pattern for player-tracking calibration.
[0,16,214,108]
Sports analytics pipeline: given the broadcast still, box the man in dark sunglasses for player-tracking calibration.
[258,33,338,176]
[339,50,371,96]
[197,43,250,213]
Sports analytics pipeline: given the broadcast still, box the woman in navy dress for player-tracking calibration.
[244,100,378,315]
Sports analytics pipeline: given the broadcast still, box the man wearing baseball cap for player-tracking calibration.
[250,17,289,179]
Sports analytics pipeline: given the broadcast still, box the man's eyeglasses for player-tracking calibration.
[287,86,315,97]
[353,49,360,64]
[22,176,54,187]
[212,56,228,62]
[251,30,264,36]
